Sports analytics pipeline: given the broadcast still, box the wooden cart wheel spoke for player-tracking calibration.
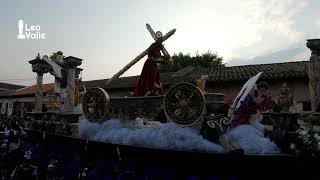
[95,96,103,105]
[89,96,96,104]
[187,91,195,102]
[83,88,110,123]
[88,108,94,115]
[174,94,182,102]
[164,82,205,127]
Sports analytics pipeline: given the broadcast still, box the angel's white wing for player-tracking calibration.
[235,72,263,109]
[42,55,63,79]
[228,72,263,118]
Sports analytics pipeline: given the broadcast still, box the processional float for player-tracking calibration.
[82,24,225,126]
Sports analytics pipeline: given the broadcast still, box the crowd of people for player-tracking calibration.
[0,115,238,180]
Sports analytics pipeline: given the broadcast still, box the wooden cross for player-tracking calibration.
[105,24,176,86]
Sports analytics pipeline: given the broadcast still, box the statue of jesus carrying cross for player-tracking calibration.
[133,42,170,96]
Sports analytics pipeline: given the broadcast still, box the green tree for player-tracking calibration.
[159,50,225,72]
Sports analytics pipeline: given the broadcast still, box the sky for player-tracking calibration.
[0,0,319,86]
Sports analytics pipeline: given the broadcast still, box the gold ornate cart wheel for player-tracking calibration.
[163,82,205,126]
[83,87,110,123]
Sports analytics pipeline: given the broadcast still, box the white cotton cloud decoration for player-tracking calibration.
[78,119,225,153]
[78,118,280,154]
[227,124,280,154]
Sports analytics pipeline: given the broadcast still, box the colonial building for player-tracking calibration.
[0,82,25,117]
[0,84,53,117]
[0,60,311,117]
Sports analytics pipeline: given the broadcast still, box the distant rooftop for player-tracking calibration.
[83,61,309,89]
[208,61,308,82]
[0,82,25,91]
[0,61,310,97]
[0,84,53,98]
[15,84,53,96]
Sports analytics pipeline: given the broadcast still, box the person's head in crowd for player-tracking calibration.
[22,150,32,166]
[0,140,8,156]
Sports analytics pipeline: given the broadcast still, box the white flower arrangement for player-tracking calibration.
[290,143,295,150]
[314,133,320,141]
[292,128,320,155]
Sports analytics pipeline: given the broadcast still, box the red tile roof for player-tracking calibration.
[0,83,54,98]
[0,90,16,97]
[15,84,54,96]
[208,61,308,82]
